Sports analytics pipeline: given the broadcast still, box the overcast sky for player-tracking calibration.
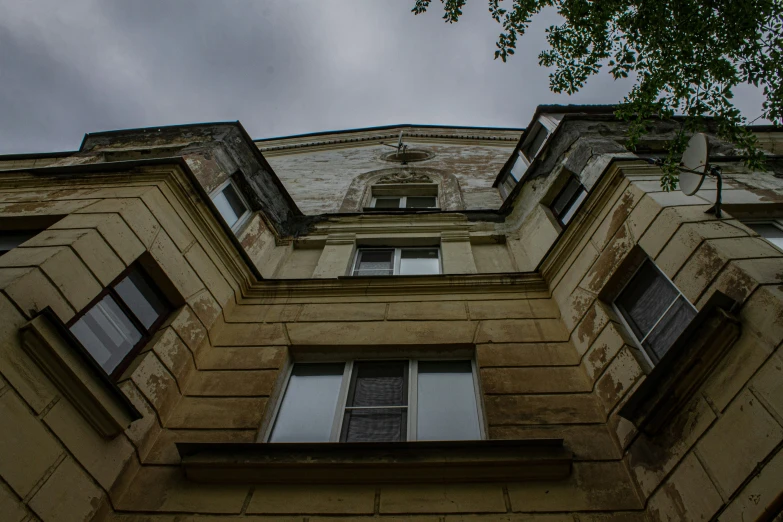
[0,0,769,154]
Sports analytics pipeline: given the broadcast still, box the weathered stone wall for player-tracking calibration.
[545,161,783,521]
[261,137,518,215]
[2,121,783,522]
[0,166,650,521]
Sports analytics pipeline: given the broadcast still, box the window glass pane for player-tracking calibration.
[510,154,527,180]
[643,296,697,362]
[270,363,345,443]
[374,198,401,209]
[212,184,247,228]
[341,361,408,442]
[406,197,437,209]
[70,295,142,373]
[342,408,406,442]
[222,184,248,220]
[616,261,680,340]
[559,187,587,225]
[347,361,407,407]
[552,178,581,218]
[354,250,394,276]
[417,361,480,441]
[399,248,440,275]
[114,268,167,330]
[748,223,783,250]
[522,125,549,159]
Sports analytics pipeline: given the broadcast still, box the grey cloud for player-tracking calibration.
[0,0,768,154]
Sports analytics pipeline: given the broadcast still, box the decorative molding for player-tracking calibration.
[177,439,572,484]
[376,171,433,184]
[20,310,141,438]
[244,272,549,300]
[440,231,471,243]
[257,131,520,156]
[324,233,356,246]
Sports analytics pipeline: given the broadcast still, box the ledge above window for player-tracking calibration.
[20,309,141,438]
[619,291,741,435]
[177,439,572,484]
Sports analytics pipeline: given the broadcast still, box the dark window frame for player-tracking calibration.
[550,176,588,227]
[520,123,549,160]
[66,263,171,380]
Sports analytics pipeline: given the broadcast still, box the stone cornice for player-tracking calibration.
[305,213,478,239]
[177,439,572,484]
[257,130,520,156]
[243,272,549,300]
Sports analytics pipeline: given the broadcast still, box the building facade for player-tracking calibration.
[1,106,782,521]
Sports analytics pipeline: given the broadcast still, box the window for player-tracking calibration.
[371,195,438,209]
[269,359,482,442]
[0,231,39,256]
[68,265,170,378]
[499,152,529,199]
[521,123,549,160]
[352,247,440,276]
[551,176,588,226]
[211,180,251,232]
[614,259,697,364]
[744,220,783,250]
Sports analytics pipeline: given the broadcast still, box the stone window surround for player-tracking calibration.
[311,231,478,278]
[611,257,697,368]
[596,247,743,435]
[65,261,173,381]
[537,168,591,233]
[368,183,439,210]
[257,344,485,443]
[550,176,588,228]
[618,290,741,435]
[339,167,465,213]
[20,308,142,438]
[262,357,486,444]
[351,246,442,276]
[209,177,253,234]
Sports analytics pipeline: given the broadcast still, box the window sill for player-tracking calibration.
[177,439,572,484]
[361,207,442,213]
[619,291,741,435]
[20,308,141,438]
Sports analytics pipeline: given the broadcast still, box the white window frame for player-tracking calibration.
[742,218,783,252]
[351,247,442,276]
[264,358,486,443]
[612,259,697,368]
[210,179,252,233]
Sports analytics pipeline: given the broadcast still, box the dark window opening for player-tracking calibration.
[521,124,549,160]
[551,176,588,227]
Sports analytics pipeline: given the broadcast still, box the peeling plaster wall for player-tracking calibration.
[262,140,517,215]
